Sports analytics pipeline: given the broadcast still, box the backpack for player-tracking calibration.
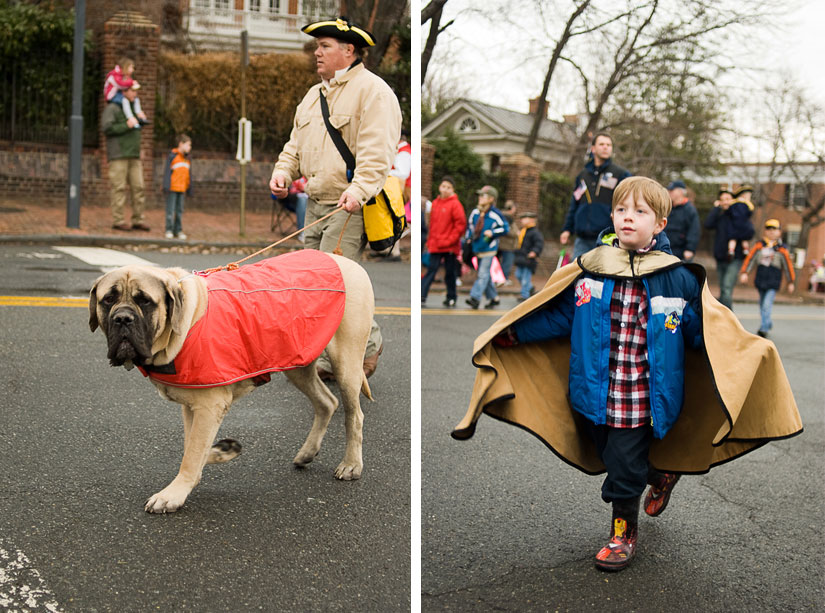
[320,91,407,251]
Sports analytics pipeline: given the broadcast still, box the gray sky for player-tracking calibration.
[425,0,825,118]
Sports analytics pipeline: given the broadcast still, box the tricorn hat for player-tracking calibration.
[734,184,754,197]
[302,17,375,47]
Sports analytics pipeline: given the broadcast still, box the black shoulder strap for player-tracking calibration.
[319,91,355,182]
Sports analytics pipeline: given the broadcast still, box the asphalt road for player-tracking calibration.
[0,245,411,612]
[422,296,825,612]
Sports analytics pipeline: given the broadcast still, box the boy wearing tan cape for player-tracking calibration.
[453,177,802,572]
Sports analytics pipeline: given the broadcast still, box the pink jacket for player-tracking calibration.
[104,65,134,101]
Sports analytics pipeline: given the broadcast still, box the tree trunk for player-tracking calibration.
[524,0,590,158]
[421,5,443,83]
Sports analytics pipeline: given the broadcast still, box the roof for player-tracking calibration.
[423,98,577,147]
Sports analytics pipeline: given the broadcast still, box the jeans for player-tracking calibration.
[165,191,185,235]
[515,265,533,298]
[716,258,743,309]
[573,235,597,259]
[294,192,307,232]
[498,250,516,280]
[470,254,498,302]
[758,288,777,332]
[421,252,458,301]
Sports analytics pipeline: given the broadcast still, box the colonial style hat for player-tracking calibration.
[734,184,755,197]
[518,211,538,218]
[302,17,375,47]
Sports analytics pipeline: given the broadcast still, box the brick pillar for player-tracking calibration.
[501,153,540,216]
[421,141,435,201]
[100,11,160,206]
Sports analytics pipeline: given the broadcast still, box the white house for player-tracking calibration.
[182,0,339,53]
[422,98,578,172]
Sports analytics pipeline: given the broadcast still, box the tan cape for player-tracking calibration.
[452,247,803,475]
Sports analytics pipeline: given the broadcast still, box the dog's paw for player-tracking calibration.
[293,448,318,468]
[145,486,189,513]
[334,460,362,481]
[207,438,242,464]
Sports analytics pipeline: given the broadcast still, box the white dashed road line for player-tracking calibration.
[0,541,64,612]
[53,246,157,272]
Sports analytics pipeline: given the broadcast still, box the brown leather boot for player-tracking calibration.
[362,343,383,379]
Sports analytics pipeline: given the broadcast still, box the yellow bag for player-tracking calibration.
[363,175,407,251]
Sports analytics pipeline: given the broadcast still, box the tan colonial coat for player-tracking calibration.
[453,248,803,475]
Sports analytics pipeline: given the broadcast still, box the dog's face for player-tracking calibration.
[89,266,184,367]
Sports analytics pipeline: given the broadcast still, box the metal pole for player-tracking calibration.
[66,0,86,228]
[239,30,248,237]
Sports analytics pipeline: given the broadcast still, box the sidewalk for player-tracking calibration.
[0,197,297,251]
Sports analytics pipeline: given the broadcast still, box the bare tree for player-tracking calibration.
[556,0,781,173]
[739,80,825,255]
[524,0,592,156]
[422,0,452,83]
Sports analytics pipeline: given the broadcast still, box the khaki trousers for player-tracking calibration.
[304,198,383,366]
[108,158,145,226]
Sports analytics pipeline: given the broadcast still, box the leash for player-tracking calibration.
[197,207,351,275]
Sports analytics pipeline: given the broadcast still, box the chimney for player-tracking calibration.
[528,97,549,119]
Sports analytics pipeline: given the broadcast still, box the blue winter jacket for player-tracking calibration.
[466,206,509,254]
[511,230,703,439]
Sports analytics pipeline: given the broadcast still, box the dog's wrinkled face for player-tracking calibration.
[89,266,181,368]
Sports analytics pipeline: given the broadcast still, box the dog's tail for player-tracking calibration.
[361,371,373,401]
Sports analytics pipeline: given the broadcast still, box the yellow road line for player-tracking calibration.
[0,296,410,316]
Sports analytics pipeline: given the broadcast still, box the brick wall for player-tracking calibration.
[421,142,435,201]
[500,153,540,216]
[0,145,279,213]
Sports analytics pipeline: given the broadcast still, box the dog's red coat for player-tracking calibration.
[138,250,346,388]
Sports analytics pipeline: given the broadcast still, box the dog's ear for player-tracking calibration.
[164,278,186,336]
[89,277,102,332]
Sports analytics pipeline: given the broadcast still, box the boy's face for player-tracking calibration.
[179,140,192,154]
[611,192,667,251]
[477,194,494,210]
[764,227,781,240]
[438,181,454,199]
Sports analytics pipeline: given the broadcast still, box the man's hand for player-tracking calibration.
[127,117,139,129]
[787,283,795,293]
[739,273,748,284]
[269,174,288,199]
[560,230,570,245]
[337,191,361,213]
[684,250,694,260]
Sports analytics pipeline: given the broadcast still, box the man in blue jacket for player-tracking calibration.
[465,185,509,309]
[560,132,631,259]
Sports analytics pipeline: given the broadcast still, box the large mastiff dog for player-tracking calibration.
[89,250,374,513]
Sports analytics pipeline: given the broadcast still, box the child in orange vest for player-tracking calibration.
[162,135,192,239]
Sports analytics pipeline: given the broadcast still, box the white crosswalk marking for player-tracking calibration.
[0,541,64,612]
[53,246,157,272]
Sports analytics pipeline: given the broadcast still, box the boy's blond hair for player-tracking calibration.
[612,176,672,220]
[118,57,135,70]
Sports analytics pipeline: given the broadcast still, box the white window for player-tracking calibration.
[457,115,480,133]
[789,183,809,211]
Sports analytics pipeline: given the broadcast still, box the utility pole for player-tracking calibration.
[236,30,250,236]
[66,0,86,228]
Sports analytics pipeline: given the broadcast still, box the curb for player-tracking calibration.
[0,233,298,252]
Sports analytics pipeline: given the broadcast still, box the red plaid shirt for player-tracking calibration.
[606,279,650,428]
